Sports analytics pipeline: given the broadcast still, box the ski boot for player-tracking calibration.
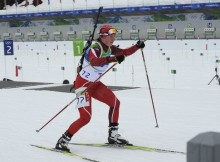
[108,126,129,145]
[55,134,71,152]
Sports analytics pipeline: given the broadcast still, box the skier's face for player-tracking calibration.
[101,34,116,47]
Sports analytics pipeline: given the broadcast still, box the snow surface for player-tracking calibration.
[1,39,220,162]
[1,0,220,161]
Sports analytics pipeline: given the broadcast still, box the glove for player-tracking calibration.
[115,55,125,64]
[136,40,145,49]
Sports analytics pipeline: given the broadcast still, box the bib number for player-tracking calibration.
[75,92,90,109]
[81,70,90,78]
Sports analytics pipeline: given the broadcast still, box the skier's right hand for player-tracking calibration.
[69,81,75,92]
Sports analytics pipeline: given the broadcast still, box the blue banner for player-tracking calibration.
[4,40,14,56]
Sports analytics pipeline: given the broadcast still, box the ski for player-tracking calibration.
[30,144,100,162]
[69,143,186,155]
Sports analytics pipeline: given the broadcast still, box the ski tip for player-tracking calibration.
[36,130,40,133]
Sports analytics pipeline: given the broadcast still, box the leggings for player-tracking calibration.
[67,76,120,135]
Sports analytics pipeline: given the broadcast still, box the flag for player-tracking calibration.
[171,70,177,74]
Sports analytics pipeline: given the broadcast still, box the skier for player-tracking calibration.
[56,25,145,152]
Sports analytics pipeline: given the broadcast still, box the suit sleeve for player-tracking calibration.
[111,45,139,57]
[89,48,116,66]
[88,44,139,66]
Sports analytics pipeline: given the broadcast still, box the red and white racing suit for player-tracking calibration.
[66,41,139,136]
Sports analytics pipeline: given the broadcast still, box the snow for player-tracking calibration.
[1,0,220,161]
[1,39,220,162]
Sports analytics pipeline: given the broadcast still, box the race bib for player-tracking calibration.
[75,88,90,109]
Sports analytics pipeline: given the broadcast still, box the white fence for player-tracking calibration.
[1,0,220,15]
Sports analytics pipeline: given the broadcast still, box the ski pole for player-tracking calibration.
[141,48,159,128]
[36,63,117,133]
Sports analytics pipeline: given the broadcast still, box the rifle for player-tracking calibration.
[77,6,103,73]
